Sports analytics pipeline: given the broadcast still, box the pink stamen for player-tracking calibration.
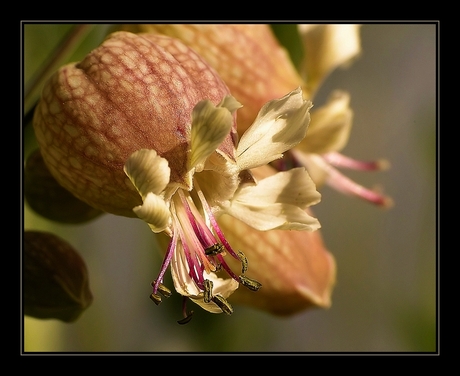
[179,232,204,287]
[216,254,240,281]
[178,190,202,239]
[151,202,179,294]
[175,191,219,275]
[180,190,219,248]
[323,151,390,171]
[291,150,393,208]
[317,157,393,207]
[194,182,240,260]
[173,204,204,288]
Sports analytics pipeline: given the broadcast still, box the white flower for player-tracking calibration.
[124,88,321,319]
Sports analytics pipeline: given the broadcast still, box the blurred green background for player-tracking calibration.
[23,23,437,352]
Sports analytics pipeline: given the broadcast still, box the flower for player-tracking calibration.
[124,24,392,207]
[124,88,320,317]
[33,31,321,319]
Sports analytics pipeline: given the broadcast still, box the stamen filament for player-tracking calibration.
[181,190,220,248]
[216,254,240,281]
[174,193,214,276]
[177,297,194,325]
[172,207,204,287]
[292,151,393,208]
[323,151,390,171]
[151,208,179,295]
[178,190,202,238]
[314,155,393,207]
[194,181,240,260]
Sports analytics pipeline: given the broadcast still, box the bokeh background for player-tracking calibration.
[23,23,437,352]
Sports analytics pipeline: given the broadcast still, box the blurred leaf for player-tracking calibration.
[270,24,304,71]
[397,304,437,352]
[24,149,104,224]
[24,231,93,322]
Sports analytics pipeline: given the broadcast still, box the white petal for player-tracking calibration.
[171,243,238,313]
[298,24,362,96]
[291,150,329,187]
[225,168,321,231]
[194,152,241,207]
[190,272,239,313]
[235,167,321,206]
[189,98,236,170]
[298,91,353,154]
[132,192,171,232]
[225,201,321,231]
[236,88,312,171]
[124,149,170,199]
[171,242,201,296]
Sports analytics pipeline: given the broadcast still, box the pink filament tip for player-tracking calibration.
[323,152,390,171]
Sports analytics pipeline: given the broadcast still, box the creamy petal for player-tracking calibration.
[299,91,353,154]
[171,241,201,297]
[171,243,238,313]
[299,24,362,96]
[189,99,236,171]
[132,192,171,232]
[124,149,170,199]
[291,150,329,187]
[234,167,321,206]
[225,168,321,231]
[236,88,312,170]
[225,201,320,231]
[189,272,239,313]
[195,166,240,209]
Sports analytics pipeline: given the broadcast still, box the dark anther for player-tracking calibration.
[213,263,222,272]
[239,275,262,292]
[204,279,213,303]
[205,243,226,256]
[150,293,162,305]
[151,280,172,298]
[177,310,194,325]
[211,295,233,315]
[237,250,248,274]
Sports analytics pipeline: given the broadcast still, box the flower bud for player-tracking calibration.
[33,31,236,217]
[224,218,335,315]
[25,149,103,223]
[121,24,303,132]
[24,231,93,322]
